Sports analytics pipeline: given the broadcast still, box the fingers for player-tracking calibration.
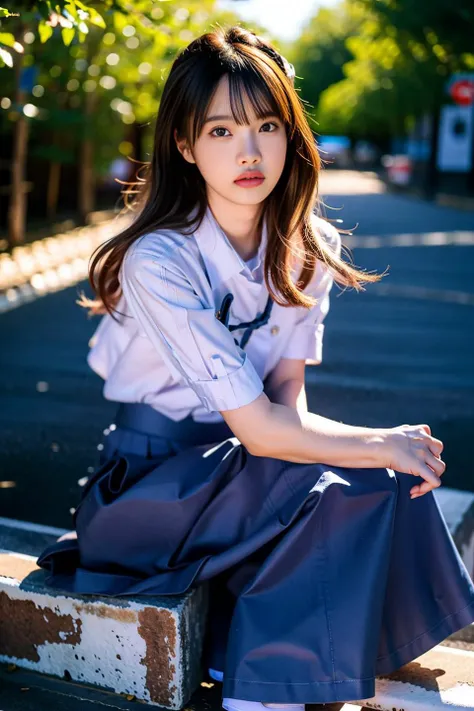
[428,437,444,456]
[410,454,445,498]
[412,424,442,455]
[425,452,446,477]
[397,424,445,499]
[418,463,441,489]
[409,460,440,496]
[411,480,435,498]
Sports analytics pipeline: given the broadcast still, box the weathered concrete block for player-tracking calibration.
[0,550,208,709]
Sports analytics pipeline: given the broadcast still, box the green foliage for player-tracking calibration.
[0,0,246,175]
[0,7,19,18]
[0,2,108,67]
[287,4,357,125]
[355,0,474,58]
[289,0,474,140]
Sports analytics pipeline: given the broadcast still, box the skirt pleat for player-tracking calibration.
[37,419,474,704]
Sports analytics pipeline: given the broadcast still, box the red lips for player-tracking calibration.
[234,170,265,181]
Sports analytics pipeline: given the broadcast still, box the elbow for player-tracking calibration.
[231,426,267,456]
[245,438,268,457]
[242,425,276,457]
[220,392,276,457]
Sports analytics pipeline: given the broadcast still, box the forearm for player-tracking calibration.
[256,400,386,468]
[265,377,308,414]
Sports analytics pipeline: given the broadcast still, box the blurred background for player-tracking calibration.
[0,0,473,528]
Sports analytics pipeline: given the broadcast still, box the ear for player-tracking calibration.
[174,128,195,164]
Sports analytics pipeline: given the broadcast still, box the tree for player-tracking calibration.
[291,0,474,143]
[286,4,358,132]
[355,0,474,61]
[1,2,254,244]
[1,1,107,246]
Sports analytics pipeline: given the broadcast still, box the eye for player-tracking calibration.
[261,122,278,132]
[210,126,231,138]
[210,121,279,138]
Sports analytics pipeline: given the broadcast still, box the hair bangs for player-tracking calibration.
[189,60,291,144]
[227,68,284,126]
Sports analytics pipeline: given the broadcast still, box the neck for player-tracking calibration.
[206,190,263,262]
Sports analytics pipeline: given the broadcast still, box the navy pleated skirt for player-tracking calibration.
[37,402,474,705]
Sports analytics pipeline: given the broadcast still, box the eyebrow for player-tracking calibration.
[203,111,279,126]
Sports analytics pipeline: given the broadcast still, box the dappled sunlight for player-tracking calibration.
[346,231,474,248]
[319,170,388,196]
[371,282,474,305]
[0,215,130,312]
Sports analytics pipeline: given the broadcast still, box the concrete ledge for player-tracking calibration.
[357,645,474,710]
[0,549,208,709]
[447,622,474,644]
[0,516,70,557]
[433,487,474,580]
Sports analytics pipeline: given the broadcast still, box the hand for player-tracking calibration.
[57,530,77,542]
[384,424,445,498]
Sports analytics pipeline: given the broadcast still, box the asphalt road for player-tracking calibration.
[1,171,473,529]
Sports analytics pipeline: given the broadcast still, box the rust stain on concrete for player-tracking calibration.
[73,602,136,623]
[138,607,177,706]
[0,592,82,662]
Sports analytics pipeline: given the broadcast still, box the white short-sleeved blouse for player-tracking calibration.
[87,206,341,423]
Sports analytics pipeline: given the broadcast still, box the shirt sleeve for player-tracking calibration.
[120,249,264,413]
[281,216,342,365]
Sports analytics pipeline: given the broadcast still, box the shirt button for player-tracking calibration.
[270,325,280,336]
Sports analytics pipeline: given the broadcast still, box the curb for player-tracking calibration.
[0,549,208,709]
[433,487,474,580]
[360,645,474,710]
[381,179,474,213]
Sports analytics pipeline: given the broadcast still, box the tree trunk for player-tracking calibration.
[47,94,69,220]
[425,104,441,199]
[47,160,61,221]
[78,89,97,224]
[7,22,29,248]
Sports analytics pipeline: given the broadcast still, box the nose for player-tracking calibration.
[237,131,262,166]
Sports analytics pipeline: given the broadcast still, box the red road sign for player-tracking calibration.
[449,79,474,106]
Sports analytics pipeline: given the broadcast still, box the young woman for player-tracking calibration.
[38,25,474,710]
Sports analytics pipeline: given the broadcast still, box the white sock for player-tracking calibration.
[216,671,304,711]
[222,697,304,711]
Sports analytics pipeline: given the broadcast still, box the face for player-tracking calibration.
[175,75,288,208]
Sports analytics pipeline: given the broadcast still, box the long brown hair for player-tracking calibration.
[81,25,383,318]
